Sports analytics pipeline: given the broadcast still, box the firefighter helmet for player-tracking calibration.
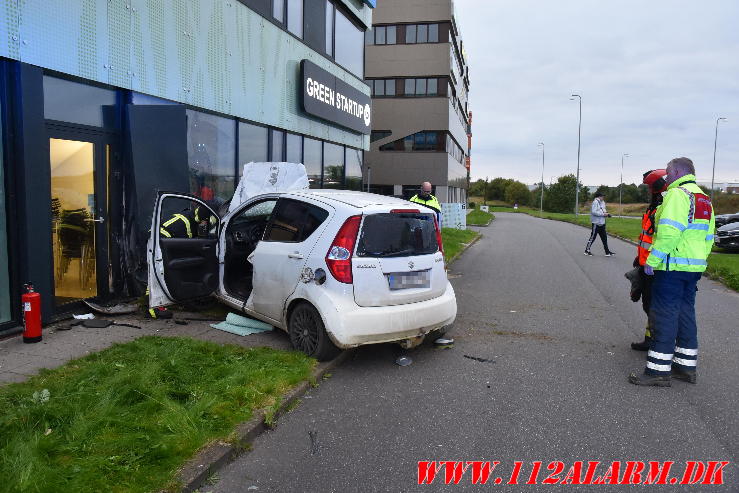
[643,169,668,194]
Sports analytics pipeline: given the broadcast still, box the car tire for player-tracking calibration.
[288,302,341,361]
[425,327,447,344]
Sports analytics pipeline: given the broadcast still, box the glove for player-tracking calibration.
[644,265,655,276]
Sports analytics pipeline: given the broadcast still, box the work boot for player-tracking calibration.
[148,307,173,319]
[630,336,652,351]
[671,367,697,384]
[628,371,671,387]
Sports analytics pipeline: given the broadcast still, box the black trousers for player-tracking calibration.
[585,223,612,253]
[640,268,654,334]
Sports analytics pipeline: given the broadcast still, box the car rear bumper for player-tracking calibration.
[321,282,457,348]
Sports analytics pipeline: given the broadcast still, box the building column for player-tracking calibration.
[393,184,402,197]
[436,186,449,203]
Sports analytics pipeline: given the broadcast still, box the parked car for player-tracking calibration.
[715,212,739,228]
[714,221,739,252]
[148,164,456,361]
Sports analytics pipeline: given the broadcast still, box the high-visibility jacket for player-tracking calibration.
[645,175,715,272]
[637,206,657,266]
[409,193,441,213]
[160,210,197,238]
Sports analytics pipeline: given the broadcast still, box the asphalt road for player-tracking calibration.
[211,212,738,492]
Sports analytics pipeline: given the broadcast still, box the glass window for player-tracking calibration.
[427,78,438,95]
[325,1,334,55]
[386,26,397,44]
[345,147,362,191]
[265,199,329,242]
[385,79,395,96]
[238,122,268,175]
[374,80,385,96]
[370,130,391,142]
[429,24,439,42]
[303,137,322,188]
[417,24,428,43]
[427,131,438,150]
[323,142,344,189]
[365,28,374,45]
[273,0,284,23]
[43,75,117,127]
[286,133,302,163]
[405,24,416,43]
[186,110,236,201]
[404,79,415,96]
[403,135,413,152]
[270,129,285,161]
[416,78,427,95]
[376,26,386,45]
[334,8,364,78]
[0,99,10,323]
[287,0,303,38]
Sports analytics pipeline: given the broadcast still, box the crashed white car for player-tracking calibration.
[148,163,457,360]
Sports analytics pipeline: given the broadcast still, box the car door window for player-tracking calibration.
[228,199,278,246]
[264,199,329,243]
[159,196,218,239]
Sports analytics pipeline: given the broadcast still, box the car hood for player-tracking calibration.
[718,222,739,232]
[228,162,309,214]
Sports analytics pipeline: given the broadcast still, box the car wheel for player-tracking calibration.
[425,327,447,344]
[288,302,340,361]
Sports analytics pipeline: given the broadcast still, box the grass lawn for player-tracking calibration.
[0,337,314,493]
[705,253,739,291]
[442,227,480,263]
[466,209,494,226]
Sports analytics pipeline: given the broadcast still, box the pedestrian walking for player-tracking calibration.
[584,192,615,256]
[629,157,715,386]
[629,169,668,351]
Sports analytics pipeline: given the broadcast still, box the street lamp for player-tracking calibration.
[570,94,582,215]
[711,117,727,202]
[619,153,629,215]
[538,142,545,214]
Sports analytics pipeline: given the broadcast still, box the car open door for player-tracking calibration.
[147,192,220,308]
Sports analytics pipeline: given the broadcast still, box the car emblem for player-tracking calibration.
[408,261,414,269]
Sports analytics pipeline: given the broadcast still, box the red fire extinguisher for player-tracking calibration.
[22,283,42,343]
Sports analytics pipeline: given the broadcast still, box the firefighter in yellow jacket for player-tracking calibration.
[629,158,715,387]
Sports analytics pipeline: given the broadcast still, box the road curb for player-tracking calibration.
[448,232,482,265]
[175,349,354,492]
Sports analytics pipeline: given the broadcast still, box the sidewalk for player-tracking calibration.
[0,308,293,385]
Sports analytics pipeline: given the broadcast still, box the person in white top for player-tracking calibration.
[584,192,615,256]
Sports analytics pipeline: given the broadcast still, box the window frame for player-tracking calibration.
[263,198,330,243]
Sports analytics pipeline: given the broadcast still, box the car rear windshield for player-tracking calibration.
[356,212,438,257]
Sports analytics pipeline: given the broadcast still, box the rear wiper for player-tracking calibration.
[377,249,416,257]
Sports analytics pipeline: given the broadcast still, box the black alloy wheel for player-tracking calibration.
[288,302,340,361]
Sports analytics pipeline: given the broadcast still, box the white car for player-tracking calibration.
[148,165,457,360]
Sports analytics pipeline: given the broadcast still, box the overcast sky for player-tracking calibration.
[455,0,739,187]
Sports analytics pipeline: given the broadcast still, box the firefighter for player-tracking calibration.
[410,182,442,224]
[629,157,715,386]
[629,169,668,351]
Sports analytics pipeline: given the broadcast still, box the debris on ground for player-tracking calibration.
[73,313,95,320]
[84,299,139,315]
[395,355,413,366]
[433,337,455,348]
[210,313,273,336]
[463,354,495,363]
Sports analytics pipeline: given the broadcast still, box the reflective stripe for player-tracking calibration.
[646,361,672,372]
[648,350,673,361]
[650,248,668,260]
[162,213,192,238]
[670,257,707,266]
[706,235,714,241]
[638,241,652,250]
[686,223,709,231]
[673,357,697,367]
[159,227,172,238]
[675,346,698,356]
[658,218,686,231]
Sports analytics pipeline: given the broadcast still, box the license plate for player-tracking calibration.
[387,270,431,290]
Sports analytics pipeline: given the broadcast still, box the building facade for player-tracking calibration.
[0,0,374,332]
[364,0,470,202]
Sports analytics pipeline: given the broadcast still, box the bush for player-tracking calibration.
[468,202,476,209]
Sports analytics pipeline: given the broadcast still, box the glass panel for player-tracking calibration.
[345,147,363,191]
[403,135,413,151]
[273,0,284,23]
[416,78,427,95]
[131,92,177,105]
[43,76,116,127]
[417,24,428,43]
[0,102,9,323]
[385,79,395,96]
[427,132,438,149]
[404,79,415,96]
[427,78,438,95]
[334,8,364,77]
[322,142,344,189]
[428,23,438,42]
[376,26,385,44]
[287,0,303,37]
[386,25,396,44]
[238,122,268,175]
[326,1,334,54]
[303,137,322,188]
[271,129,285,161]
[186,110,236,201]
[414,132,426,150]
[286,133,302,163]
[265,199,329,242]
[374,79,385,96]
[405,24,416,43]
[365,27,373,45]
[50,139,97,306]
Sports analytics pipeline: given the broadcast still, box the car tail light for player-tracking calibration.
[326,215,362,284]
[390,209,420,213]
[434,216,444,257]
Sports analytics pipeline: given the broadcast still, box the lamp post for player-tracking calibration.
[538,142,545,214]
[619,153,629,215]
[570,94,582,215]
[711,117,727,202]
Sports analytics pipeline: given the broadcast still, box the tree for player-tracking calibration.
[543,174,580,213]
[504,181,531,206]
[487,177,514,201]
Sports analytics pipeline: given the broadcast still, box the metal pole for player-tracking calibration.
[620,153,628,215]
[571,94,582,215]
[366,166,371,193]
[538,143,545,214]
[711,117,727,202]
